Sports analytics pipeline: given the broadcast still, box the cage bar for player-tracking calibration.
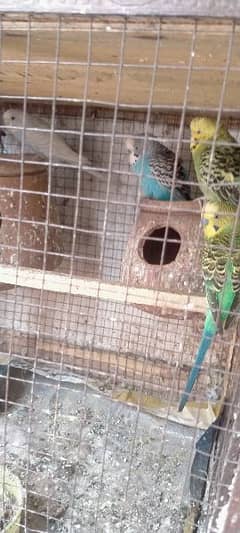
[0,9,237,533]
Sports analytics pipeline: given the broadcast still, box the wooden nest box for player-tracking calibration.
[121,199,203,318]
[0,156,63,273]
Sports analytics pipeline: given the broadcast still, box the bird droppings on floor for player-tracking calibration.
[0,367,201,532]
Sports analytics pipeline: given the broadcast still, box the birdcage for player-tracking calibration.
[0,1,238,531]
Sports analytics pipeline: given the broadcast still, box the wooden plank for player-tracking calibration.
[0,264,206,314]
[38,338,178,383]
[0,17,237,32]
[0,18,239,109]
[35,337,210,399]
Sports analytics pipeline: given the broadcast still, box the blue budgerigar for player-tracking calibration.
[126,135,190,201]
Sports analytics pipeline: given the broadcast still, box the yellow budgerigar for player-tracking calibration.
[190,117,240,209]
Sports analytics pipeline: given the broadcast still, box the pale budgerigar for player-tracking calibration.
[3,108,102,179]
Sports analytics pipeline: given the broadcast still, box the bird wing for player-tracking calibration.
[149,144,189,195]
[199,146,240,207]
[223,258,240,328]
[202,245,221,327]
[202,242,240,331]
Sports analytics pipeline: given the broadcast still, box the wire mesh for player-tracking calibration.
[0,12,237,533]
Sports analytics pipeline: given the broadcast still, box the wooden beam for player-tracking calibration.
[0,264,206,314]
[38,338,180,384]
[34,337,209,398]
[0,17,239,109]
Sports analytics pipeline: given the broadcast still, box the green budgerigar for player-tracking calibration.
[179,201,240,411]
[190,117,240,209]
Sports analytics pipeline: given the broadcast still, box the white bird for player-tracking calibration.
[3,108,102,179]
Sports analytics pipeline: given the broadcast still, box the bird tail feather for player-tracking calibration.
[178,314,217,412]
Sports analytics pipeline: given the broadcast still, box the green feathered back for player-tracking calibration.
[196,144,240,207]
[190,117,240,208]
[202,218,240,331]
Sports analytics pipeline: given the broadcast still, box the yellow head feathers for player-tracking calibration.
[201,201,236,239]
[190,117,232,152]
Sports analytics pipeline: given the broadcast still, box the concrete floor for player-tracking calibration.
[0,365,201,532]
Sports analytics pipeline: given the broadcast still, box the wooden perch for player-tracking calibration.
[0,264,206,314]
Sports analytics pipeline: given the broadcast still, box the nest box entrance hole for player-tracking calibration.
[141,226,181,266]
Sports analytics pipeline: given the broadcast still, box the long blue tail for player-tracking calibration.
[178,314,217,412]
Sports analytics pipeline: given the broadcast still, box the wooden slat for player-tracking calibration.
[30,336,210,399]
[0,18,238,32]
[0,264,206,314]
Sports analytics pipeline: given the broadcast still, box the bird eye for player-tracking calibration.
[11,116,15,121]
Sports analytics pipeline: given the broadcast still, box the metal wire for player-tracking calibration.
[0,12,238,533]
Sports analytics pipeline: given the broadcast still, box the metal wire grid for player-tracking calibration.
[0,105,196,280]
[3,105,240,283]
[0,13,237,532]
